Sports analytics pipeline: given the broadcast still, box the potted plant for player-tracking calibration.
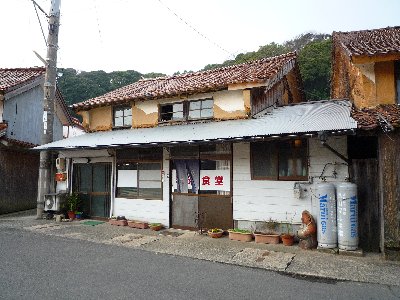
[254,218,280,244]
[228,228,253,242]
[281,220,295,246]
[149,223,163,231]
[65,192,79,220]
[207,228,224,238]
[75,211,83,219]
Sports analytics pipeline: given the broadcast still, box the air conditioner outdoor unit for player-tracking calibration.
[44,193,66,211]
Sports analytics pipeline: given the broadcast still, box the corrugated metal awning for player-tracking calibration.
[34,100,357,150]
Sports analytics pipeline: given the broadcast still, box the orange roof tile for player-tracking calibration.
[0,67,45,93]
[72,52,298,111]
[351,104,400,130]
[333,26,400,58]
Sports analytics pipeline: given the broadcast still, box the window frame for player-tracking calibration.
[116,160,163,200]
[158,98,214,123]
[113,105,132,129]
[250,139,308,181]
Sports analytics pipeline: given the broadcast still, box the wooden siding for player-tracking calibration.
[251,81,286,116]
[379,132,400,258]
[3,85,63,144]
[0,149,39,214]
[232,137,349,224]
[350,159,380,252]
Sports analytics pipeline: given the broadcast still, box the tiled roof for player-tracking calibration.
[1,137,38,148]
[0,67,45,93]
[0,122,7,131]
[351,104,400,130]
[333,26,400,57]
[72,52,298,111]
[71,117,84,129]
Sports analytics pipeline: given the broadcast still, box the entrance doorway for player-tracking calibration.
[170,145,233,230]
[73,163,112,218]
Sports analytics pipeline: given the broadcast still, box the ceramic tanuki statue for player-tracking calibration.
[296,210,317,250]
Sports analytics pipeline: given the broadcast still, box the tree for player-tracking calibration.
[298,38,332,100]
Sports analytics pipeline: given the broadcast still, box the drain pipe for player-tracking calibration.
[318,131,351,165]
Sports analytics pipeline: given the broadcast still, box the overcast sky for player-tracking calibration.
[1,0,399,75]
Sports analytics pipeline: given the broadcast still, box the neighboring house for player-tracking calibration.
[63,117,85,139]
[36,52,358,235]
[332,26,400,259]
[0,67,72,214]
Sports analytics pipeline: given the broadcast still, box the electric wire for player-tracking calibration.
[93,0,104,46]
[31,0,47,47]
[156,0,237,61]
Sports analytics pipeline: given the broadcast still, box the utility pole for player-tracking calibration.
[36,0,61,219]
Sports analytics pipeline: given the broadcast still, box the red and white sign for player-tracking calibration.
[199,170,230,191]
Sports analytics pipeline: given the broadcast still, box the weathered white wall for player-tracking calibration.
[232,136,349,227]
[113,147,170,226]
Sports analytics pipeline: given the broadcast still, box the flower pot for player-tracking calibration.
[127,221,149,229]
[208,229,224,238]
[150,224,163,231]
[109,219,128,226]
[281,234,295,246]
[67,211,75,220]
[228,231,253,242]
[254,233,280,244]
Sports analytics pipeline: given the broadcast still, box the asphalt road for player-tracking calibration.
[0,227,399,300]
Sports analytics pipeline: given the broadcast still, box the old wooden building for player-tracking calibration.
[332,26,400,259]
[0,68,72,214]
[36,53,358,236]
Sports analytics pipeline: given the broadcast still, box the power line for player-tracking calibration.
[31,0,48,47]
[156,0,236,60]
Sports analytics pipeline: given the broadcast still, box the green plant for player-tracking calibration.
[281,212,297,236]
[150,223,161,227]
[262,218,279,234]
[65,192,80,212]
[228,228,251,234]
[210,228,222,233]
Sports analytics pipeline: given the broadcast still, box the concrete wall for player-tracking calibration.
[232,136,349,228]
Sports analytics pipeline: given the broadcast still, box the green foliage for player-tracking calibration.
[298,38,332,100]
[65,192,80,212]
[229,228,252,234]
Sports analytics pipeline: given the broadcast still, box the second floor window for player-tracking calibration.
[159,98,213,122]
[114,105,132,128]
